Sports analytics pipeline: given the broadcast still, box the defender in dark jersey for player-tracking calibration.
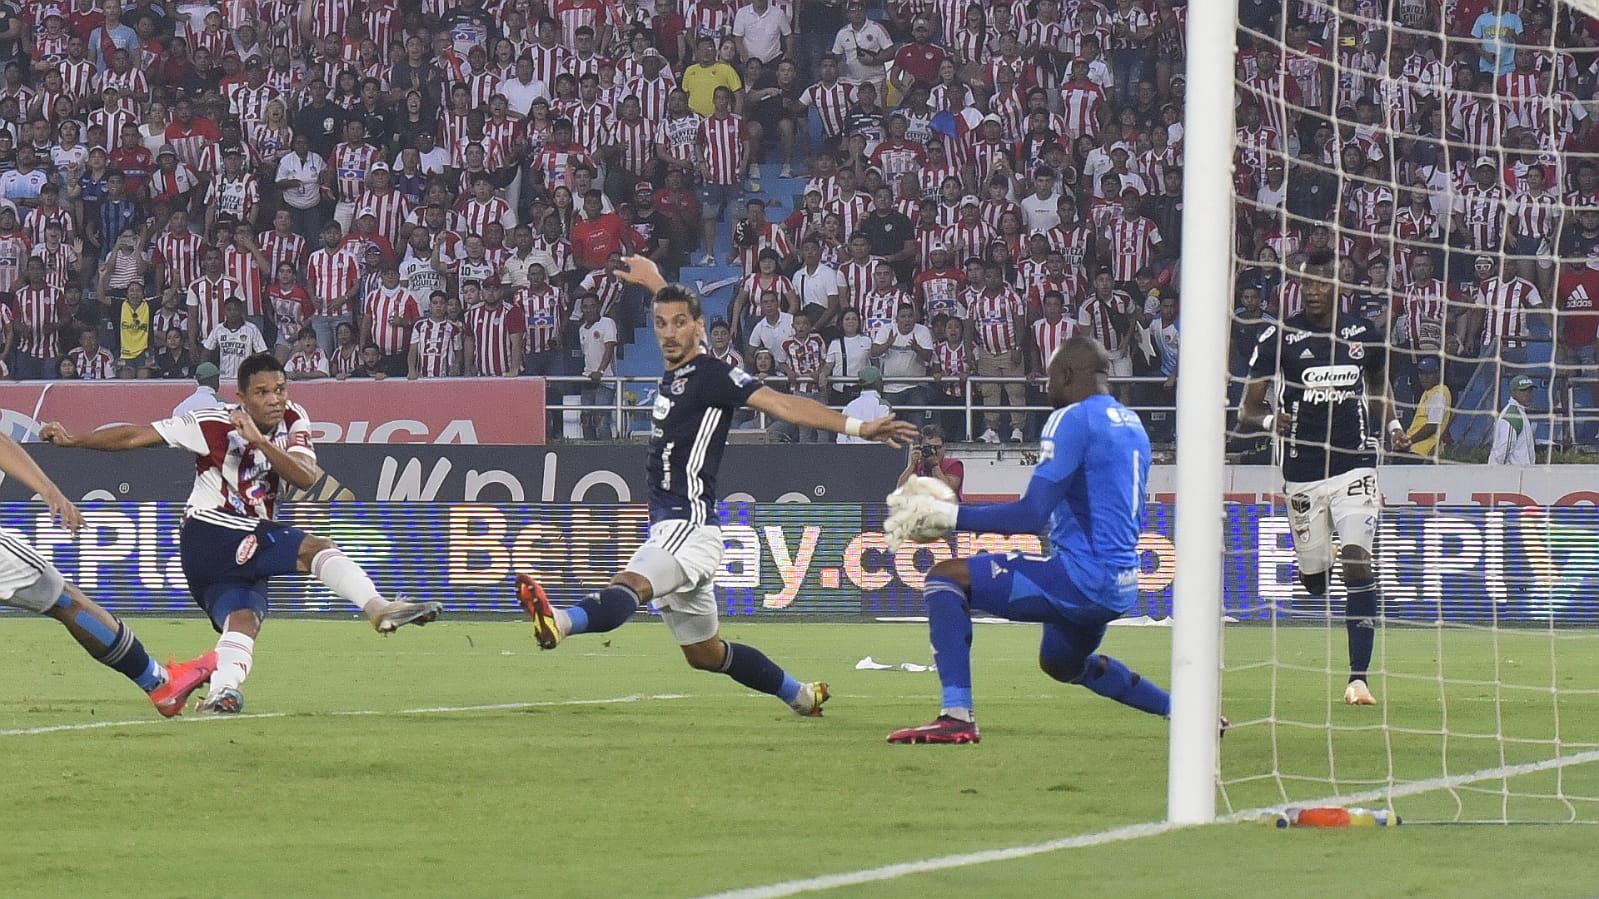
[1241,249,1411,706]
[517,256,916,717]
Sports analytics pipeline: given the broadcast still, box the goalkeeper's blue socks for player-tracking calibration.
[565,584,640,636]
[1077,654,1172,716]
[925,574,975,718]
[717,642,802,704]
[1345,576,1380,683]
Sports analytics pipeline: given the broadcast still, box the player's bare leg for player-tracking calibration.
[46,583,217,717]
[1340,544,1379,706]
[679,633,829,717]
[297,535,441,633]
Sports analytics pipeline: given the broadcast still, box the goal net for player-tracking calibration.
[1212,0,1599,824]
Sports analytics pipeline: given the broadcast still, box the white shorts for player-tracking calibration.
[627,520,724,644]
[0,527,65,613]
[1283,467,1379,576]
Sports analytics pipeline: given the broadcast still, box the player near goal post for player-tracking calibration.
[516,255,917,716]
[1239,248,1410,707]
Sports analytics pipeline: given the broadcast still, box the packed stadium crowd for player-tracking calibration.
[0,0,1596,447]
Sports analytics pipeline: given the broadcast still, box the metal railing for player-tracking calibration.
[541,374,1178,441]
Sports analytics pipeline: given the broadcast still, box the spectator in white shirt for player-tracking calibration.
[831,0,894,93]
[273,133,327,246]
[745,291,796,366]
[838,365,893,444]
[172,362,225,417]
[202,297,269,380]
[577,294,618,440]
[1489,376,1538,465]
[871,301,935,418]
[819,307,873,406]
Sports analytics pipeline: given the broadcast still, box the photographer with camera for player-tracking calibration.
[895,424,963,499]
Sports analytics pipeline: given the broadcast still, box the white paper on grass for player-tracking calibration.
[855,656,935,672]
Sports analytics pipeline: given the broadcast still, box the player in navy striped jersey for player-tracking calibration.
[1241,249,1409,706]
[41,354,442,715]
[517,256,917,717]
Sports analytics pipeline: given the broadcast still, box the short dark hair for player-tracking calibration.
[654,283,702,318]
[237,352,284,389]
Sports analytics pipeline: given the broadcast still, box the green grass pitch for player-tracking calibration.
[2,617,1597,898]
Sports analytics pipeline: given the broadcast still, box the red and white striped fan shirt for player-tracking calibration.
[329,142,380,203]
[1451,98,1505,151]
[438,109,472,153]
[1031,315,1081,367]
[153,230,207,291]
[828,193,873,239]
[459,197,516,238]
[152,401,315,520]
[1395,277,1450,351]
[942,220,997,266]
[355,189,414,248]
[30,243,75,291]
[361,1,399,49]
[222,246,266,316]
[831,258,879,316]
[1392,207,1440,284]
[950,27,992,71]
[466,302,526,376]
[13,284,61,359]
[481,116,520,161]
[697,112,746,186]
[1275,280,1303,319]
[515,284,564,354]
[1234,125,1281,178]
[1077,291,1132,354]
[231,84,281,125]
[98,66,147,101]
[528,43,572,90]
[1455,184,1506,251]
[60,59,96,103]
[1284,43,1328,112]
[1509,188,1559,242]
[306,247,360,316]
[409,317,461,377]
[258,230,307,275]
[780,333,825,394]
[304,0,353,41]
[267,281,313,340]
[1475,276,1543,346]
[799,81,855,138]
[66,346,117,379]
[931,338,968,397]
[553,0,606,46]
[859,287,908,336]
[969,288,1026,354]
[623,75,675,125]
[364,285,421,355]
[187,275,241,337]
[532,142,597,193]
[25,207,74,246]
[1496,69,1541,132]
[153,305,188,341]
[286,348,330,377]
[1103,216,1161,282]
[609,117,656,177]
[978,199,1021,234]
[565,100,613,151]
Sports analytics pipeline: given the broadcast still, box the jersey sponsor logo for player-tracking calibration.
[1301,364,1360,388]
[1339,324,1367,339]
[652,392,672,421]
[235,533,258,564]
[670,377,687,395]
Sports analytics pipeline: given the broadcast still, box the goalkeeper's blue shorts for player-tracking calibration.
[965,551,1125,668]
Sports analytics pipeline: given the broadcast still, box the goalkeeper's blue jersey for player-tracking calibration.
[1036,394,1151,607]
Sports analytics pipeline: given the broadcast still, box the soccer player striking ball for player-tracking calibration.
[0,433,215,716]
[1240,249,1409,706]
[882,335,1172,744]
[41,353,441,714]
[517,256,917,716]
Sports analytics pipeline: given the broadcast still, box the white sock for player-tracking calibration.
[940,707,974,722]
[210,631,255,695]
[311,548,386,615]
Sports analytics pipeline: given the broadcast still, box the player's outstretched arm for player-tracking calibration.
[745,386,918,446]
[0,434,83,531]
[39,422,166,452]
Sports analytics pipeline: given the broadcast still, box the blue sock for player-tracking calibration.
[97,619,163,693]
[717,642,799,703]
[1345,578,1379,682]
[1079,654,1171,717]
[570,585,639,635]
[924,575,974,712]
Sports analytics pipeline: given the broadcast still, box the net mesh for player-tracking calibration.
[1216,0,1599,823]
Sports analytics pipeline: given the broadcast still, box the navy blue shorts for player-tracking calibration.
[965,551,1125,670]
[180,513,307,632]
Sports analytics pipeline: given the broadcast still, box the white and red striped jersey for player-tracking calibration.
[328,142,381,203]
[950,26,992,71]
[1534,91,1588,152]
[465,302,526,376]
[459,196,515,237]
[354,189,414,247]
[780,333,825,394]
[304,0,352,42]
[1455,184,1506,251]
[153,230,207,290]
[67,346,117,379]
[267,281,313,340]
[438,109,472,152]
[1394,277,1451,351]
[231,84,281,125]
[25,206,75,246]
[258,229,307,275]
[916,267,966,321]
[187,275,241,337]
[859,287,908,336]
[1234,124,1281,178]
[1274,280,1304,319]
[528,43,572,89]
[306,246,360,316]
[564,100,614,152]
[1392,207,1440,284]
[654,111,703,169]
[623,75,675,125]
[221,246,265,316]
[1102,215,1162,282]
[1475,276,1543,344]
[409,318,461,377]
[60,59,97,103]
[1495,69,1541,131]
[1030,315,1081,368]
[697,112,746,185]
[835,258,884,315]
[1509,188,1560,241]
[799,80,855,138]
[152,402,315,520]
[1451,98,1505,151]
[942,220,998,266]
[361,1,399,49]
[98,66,148,101]
[515,284,565,354]
[553,0,606,46]
[735,222,793,276]
[931,338,968,396]
[364,285,421,355]
[1284,42,1329,111]
[969,288,1026,354]
[0,232,29,294]
[286,348,331,377]
[153,305,188,341]
[28,242,75,291]
[1058,80,1106,140]
[12,285,61,359]
[828,192,873,239]
[607,117,656,177]
[978,198,1021,234]
[1077,290,1133,354]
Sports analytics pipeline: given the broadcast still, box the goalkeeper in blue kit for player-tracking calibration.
[884,336,1177,744]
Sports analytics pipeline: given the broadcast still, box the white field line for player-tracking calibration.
[0,693,690,737]
[700,749,1599,899]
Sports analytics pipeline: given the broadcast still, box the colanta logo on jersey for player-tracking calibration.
[1300,364,1362,403]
